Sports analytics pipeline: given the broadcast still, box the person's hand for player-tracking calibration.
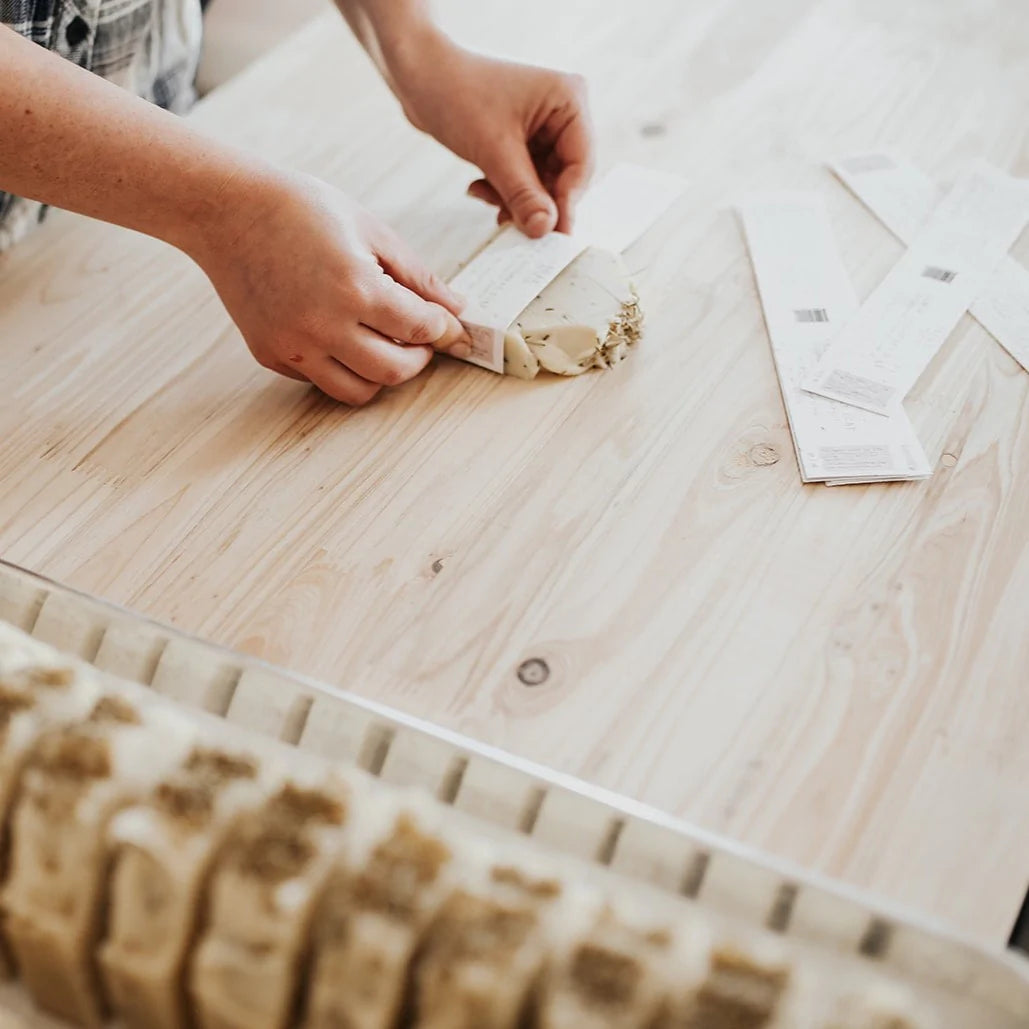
[192,171,467,405]
[390,33,595,238]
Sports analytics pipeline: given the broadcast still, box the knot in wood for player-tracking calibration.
[749,443,780,467]
[517,658,550,687]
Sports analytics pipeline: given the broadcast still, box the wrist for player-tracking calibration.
[377,13,455,97]
[171,156,292,269]
[383,27,462,132]
[368,0,438,64]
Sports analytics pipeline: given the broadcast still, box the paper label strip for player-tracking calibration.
[448,163,688,373]
[831,152,1029,375]
[449,231,585,373]
[739,192,931,484]
[804,162,1029,415]
[575,163,689,253]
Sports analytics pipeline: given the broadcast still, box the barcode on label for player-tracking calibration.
[922,266,957,284]
[839,154,896,175]
[794,308,830,323]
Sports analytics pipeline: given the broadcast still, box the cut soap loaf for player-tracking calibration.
[0,621,943,1029]
[502,247,642,379]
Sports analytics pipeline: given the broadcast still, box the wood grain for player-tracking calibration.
[3,0,1029,946]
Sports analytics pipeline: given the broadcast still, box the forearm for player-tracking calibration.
[0,25,275,255]
[332,0,441,90]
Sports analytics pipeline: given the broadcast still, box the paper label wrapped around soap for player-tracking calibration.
[449,231,586,372]
[447,163,687,373]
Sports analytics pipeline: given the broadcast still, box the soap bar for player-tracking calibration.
[0,654,100,860]
[1,695,195,1027]
[537,905,706,1029]
[502,248,642,380]
[682,938,792,1028]
[100,745,267,1029]
[411,860,575,1029]
[189,775,350,1029]
[304,804,455,1029]
[826,981,929,1028]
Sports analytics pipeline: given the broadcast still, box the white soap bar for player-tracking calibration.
[447,163,686,374]
[503,248,642,380]
[451,230,588,373]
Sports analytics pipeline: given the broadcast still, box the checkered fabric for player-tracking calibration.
[0,0,203,249]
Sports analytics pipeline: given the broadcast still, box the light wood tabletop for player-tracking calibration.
[3,0,1029,948]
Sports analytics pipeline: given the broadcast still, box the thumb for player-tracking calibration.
[372,223,466,317]
[484,144,558,238]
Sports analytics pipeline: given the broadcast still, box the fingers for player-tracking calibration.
[552,164,589,234]
[531,77,595,234]
[265,327,436,404]
[550,114,596,233]
[368,225,471,350]
[468,96,595,235]
[480,142,558,238]
[372,223,465,316]
[467,178,504,208]
[467,180,515,228]
[363,274,468,349]
[331,326,435,386]
[303,355,383,406]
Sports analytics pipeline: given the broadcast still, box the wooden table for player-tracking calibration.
[3,0,1029,948]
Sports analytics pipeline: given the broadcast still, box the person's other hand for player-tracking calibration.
[391,34,595,238]
[193,171,467,405]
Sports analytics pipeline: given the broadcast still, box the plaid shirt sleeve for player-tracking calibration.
[0,0,203,250]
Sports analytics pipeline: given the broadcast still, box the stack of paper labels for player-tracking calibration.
[740,156,1029,485]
